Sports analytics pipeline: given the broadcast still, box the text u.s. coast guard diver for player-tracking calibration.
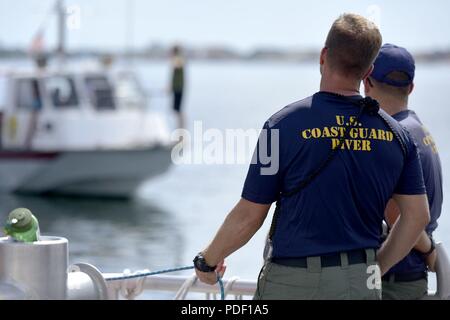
[193,13,430,300]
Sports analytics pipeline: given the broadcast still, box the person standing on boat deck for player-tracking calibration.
[170,45,186,129]
[193,13,431,300]
[364,44,443,300]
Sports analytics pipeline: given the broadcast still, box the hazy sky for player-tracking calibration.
[1,0,449,52]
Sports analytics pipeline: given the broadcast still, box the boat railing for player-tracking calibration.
[430,242,450,299]
[1,235,449,300]
[103,242,450,300]
[103,273,257,300]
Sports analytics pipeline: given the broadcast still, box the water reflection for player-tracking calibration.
[0,194,185,274]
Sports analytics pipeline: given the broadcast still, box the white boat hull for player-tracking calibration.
[0,146,172,198]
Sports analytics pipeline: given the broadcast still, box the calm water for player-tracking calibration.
[1,60,449,298]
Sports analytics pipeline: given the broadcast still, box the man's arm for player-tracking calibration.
[385,198,436,271]
[196,198,271,284]
[377,194,430,275]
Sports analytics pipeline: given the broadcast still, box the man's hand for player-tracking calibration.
[195,199,270,285]
[377,194,429,275]
[195,260,226,285]
[384,197,436,272]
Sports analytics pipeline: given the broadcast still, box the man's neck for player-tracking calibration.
[320,73,361,97]
[376,96,408,116]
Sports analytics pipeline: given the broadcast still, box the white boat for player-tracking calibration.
[0,0,173,198]
[0,68,173,198]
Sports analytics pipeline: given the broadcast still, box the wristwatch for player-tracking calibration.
[193,252,217,273]
[422,235,436,258]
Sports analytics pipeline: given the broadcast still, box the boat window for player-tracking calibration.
[85,75,116,110]
[115,72,146,109]
[15,78,43,111]
[45,76,79,108]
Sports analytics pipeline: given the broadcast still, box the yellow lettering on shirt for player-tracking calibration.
[302,129,311,139]
[302,115,393,153]
[422,126,439,154]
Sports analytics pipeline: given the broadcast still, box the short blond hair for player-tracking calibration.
[325,13,382,79]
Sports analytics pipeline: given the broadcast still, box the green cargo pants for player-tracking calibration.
[382,279,428,300]
[254,250,381,300]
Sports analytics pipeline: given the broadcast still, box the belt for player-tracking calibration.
[272,249,374,269]
[382,271,427,283]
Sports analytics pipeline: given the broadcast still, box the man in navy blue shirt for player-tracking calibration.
[194,14,430,300]
[364,44,443,300]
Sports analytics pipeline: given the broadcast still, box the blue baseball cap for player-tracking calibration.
[371,43,415,87]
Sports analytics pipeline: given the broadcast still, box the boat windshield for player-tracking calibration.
[45,75,79,108]
[115,72,146,109]
[84,75,116,110]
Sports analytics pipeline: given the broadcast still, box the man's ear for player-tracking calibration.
[362,65,374,80]
[409,83,415,95]
[363,78,371,96]
[320,47,327,66]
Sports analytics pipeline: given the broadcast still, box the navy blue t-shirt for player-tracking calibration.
[242,92,426,258]
[387,110,443,275]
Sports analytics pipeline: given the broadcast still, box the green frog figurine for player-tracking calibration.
[4,208,40,243]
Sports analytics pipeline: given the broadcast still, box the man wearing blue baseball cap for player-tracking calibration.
[364,44,443,300]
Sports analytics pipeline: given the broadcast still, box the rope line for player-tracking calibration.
[105,265,225,300]
[105,266,194,281]
[217,274,225,300]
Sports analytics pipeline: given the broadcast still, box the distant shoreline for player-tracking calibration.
[1,47,449,64]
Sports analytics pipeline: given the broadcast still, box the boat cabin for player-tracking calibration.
[0,69,170,151]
